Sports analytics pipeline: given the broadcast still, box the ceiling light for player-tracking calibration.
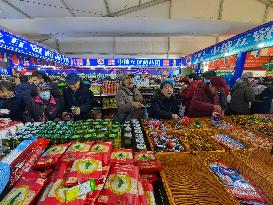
[224,52,229,57]
[258,43,265,48]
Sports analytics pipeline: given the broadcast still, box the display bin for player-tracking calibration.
[231,149,273,188]
[197,152,273,204]
[225,127,273,152]
[156,153,240,205]
[175,129,226,153]
[145,130,189,153]
[246,124,273,139]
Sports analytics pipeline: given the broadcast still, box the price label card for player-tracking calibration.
[66,179,96,202]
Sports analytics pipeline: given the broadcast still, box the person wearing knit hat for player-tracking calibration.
[116,72,144,121]
[24,82,63,122]
[189,76,226,118]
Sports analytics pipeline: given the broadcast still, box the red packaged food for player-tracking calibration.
[134,151,161,174]
[90,141,112,165]
[8,138,50,188]
[40,163,87,205]
[142,180,156,205]
[60,142,94,165]
[138,177,148,205]
[97,164,139,205]
[33,143,71,169]
[65,152,103,187]
[85,166,110,205]
[1,170,48,205]
[140,175,159,184]
[110,148,134,165]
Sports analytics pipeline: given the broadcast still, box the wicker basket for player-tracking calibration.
[197,152,273,204]
[175,129,226,153]
[156,153,240,205]
[231,149,273,187]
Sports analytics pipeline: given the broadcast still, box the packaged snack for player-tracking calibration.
[134,151,161,174]
[85,166,110,205]
[59,142,94,165]
[142,180,156,205]
[211,134,245,150]
[33,143,71,169]
[210,162,269,204]
[110,148,134,165]
[1,170,48,205]
[8,138,50,188]
[138,177,148,205]
[65,152,103,187]
[90,142,112,165]
[140,175,159,184]
[97,164,139,205]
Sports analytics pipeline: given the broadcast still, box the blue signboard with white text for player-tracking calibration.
[0,30,74,66]
[186,21,273,65]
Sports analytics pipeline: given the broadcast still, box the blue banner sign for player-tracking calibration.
[0,30,74,66]
[73,58,182,68]
[187,21,273,65]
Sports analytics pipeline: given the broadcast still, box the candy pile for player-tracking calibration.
[210,162,270,205]
[210,134,246,150]
[14,119,122,147]
[178,130,223,152]
[148,131,184,152]
[143,120,166,130]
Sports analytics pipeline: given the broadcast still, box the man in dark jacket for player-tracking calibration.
[63,74,94,121]
[15,75,36,102]
[151,80,179,120]
[189,76,226,118]
[24,83,63,122]
[0,80,25,121]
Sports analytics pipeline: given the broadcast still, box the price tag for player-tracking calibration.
[65,179,96,202]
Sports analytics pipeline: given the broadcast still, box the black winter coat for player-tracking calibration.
[151,92,179,119]
[0,96,25,121]
[24,96,63,122]
[64,84,94,121]
[251,87,273,114]
[15,83,36,102]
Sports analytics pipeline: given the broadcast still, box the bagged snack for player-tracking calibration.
[211,134,245,150]
[85,166,110,205]
[60,142,94,165]
[142,180,156,205]
[1,170,48,205]
[97,164,139,205]
[138,177,148,205]
[33,143,71,169]
[110,148,134,165]
[134,151,161,174]
[8,138,50,188]
[140,175,159,184]
[90,142,112,165]
[65,152,103,187]
[210,162,269,204]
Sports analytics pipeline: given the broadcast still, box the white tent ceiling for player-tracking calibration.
[0,0,272,58]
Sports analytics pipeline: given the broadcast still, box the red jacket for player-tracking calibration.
[189,85,219,118]
[180,80,202,110]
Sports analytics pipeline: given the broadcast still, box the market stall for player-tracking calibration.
[0,115,272,204]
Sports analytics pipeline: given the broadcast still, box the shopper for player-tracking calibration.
[15,75,36,101]
[30,71,62,99]
[63,73,94,121]
[189,76,226,118]
[116,73,144,121]
[0,80,25,121]
[251,80,273,114]
[180,73,202,115]
[230,73,255,115]
[24,83,63,122]
[151,80,179,120]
